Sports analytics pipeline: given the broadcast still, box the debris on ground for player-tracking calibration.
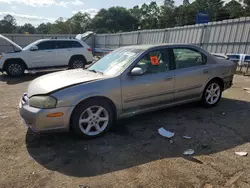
[158,128,175,138]
[182,136,192,140]
[235,152,248,156]
[222,112,226,115]
[243,88,250,94]
[201,143,209,149]
[183,149,195,156]
[169,140,174,144]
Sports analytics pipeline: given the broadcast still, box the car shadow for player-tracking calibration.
[0,73,49,85]
[25,98,250,177]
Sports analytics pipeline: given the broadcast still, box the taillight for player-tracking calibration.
[87,48,92,52]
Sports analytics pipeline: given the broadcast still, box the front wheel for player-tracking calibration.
[5,61,25,77]
[71,99,114,139]
[201,80,222,107]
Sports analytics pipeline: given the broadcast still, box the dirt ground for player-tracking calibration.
[0,73,250,188]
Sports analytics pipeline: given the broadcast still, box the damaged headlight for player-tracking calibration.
[29,96,57,109]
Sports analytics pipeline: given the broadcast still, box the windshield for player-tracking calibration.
[22,41,38,51]
[88,48,144,76]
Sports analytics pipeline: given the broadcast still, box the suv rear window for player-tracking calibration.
[71,41,83,48]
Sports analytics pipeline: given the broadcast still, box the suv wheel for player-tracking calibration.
[202,80,222,107]
[5,61,25,77]
[69,56,86,69]
[71,99,114,139]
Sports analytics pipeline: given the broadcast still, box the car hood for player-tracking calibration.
[0,34,23,51]
[27,69,105,97]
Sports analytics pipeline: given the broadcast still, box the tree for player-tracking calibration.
[50,17,71,34]
[0,14,16,33]
[244,0,250,16]
[224,0,245,18]
[0,1,247,34]
[174,4,196,26]
[36,23,52,34]
[159,0,176,28]
[17,23,36,34]
[139,2,161,29]
[92,7,138,33]
[183,0,190,6]
[68,12,92,34]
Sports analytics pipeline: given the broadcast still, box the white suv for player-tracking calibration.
[0,35,93,76]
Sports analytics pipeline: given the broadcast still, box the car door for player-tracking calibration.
[29,41,55,68]
[121,48,175,113]
[171,47,211,101]
[53,41,71,66]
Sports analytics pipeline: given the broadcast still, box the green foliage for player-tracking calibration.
[0,0,248,34]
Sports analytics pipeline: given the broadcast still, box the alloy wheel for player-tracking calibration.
[205,82,221,105]
[8,64,23,76]
[72,60,84,69]
[78,106,109,136]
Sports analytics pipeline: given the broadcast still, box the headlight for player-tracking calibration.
[29,96,57,109]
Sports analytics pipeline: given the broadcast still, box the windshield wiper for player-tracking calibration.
[88,69,97,73]
[88,69,103,75]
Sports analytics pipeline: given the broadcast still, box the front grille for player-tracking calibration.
[21,93,28,105]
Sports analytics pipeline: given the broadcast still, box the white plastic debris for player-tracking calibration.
[222,112,226,115]
[169,140,174,144]
[183,149,195,156]
[158,128,175,138]
[183,136,192,140]
[235,152,248,156]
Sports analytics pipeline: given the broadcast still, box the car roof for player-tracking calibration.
[121,43,200,50]
[35,38,81,43]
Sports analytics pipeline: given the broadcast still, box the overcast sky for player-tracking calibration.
[0,0,232,26]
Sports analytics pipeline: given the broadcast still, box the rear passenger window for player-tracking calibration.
[71,41,83,48]
[173,48,206,69]
[54,41,65,49]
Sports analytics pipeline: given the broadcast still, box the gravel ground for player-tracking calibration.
[0,73,250,188]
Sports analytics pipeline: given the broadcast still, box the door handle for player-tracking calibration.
[203,69,209,74]
[164,76,173,81]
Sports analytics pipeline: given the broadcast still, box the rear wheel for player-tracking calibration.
[69,56,86,69]
[201,80,222,107]
[71,99,114,139]
[5,60,25,77]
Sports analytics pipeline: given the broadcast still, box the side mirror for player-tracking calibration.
[130,67,144,76]
[30,45,38,51]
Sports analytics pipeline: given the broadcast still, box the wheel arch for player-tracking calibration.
[3,58,28,71]
[69,55,87,64]
[69,96,117,129]
[206,77,224,91]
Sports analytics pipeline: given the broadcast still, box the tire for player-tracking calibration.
[201,80,222,107]
[71,99,114,139]
[69,56,86,69]
[5,60,25,77]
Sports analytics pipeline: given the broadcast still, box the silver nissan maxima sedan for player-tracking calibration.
[19,44,236,138]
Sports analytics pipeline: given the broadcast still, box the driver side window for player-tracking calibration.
[136,49,170,74]
[37,41,54,50]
